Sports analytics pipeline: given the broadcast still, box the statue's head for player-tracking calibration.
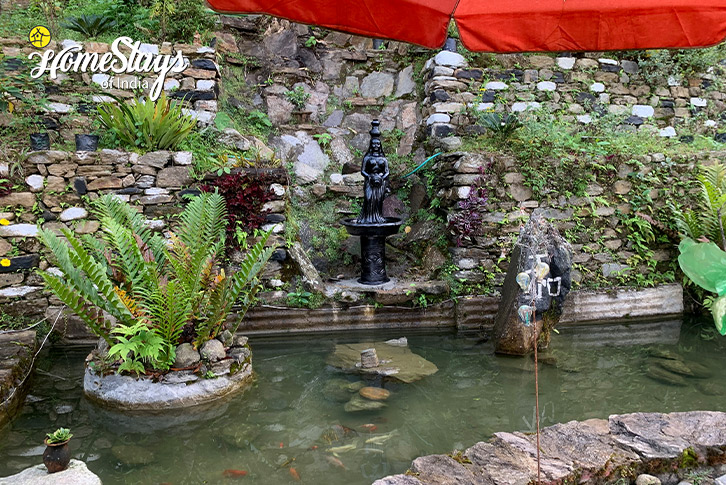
[366,119,385,158]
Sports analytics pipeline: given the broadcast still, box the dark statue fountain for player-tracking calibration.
[342,120,403,285]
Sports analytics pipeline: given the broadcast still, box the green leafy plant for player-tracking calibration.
[37,192,274,373]
[673,162,726,250]
[46,428,72,444]
[97,92,197,152]
[108,321,171,374]
[62,14,117,39]
[285,85,311,110]
[304,36,317,48]
[165,0,215,43]
[478,112,522,139]
[313,133,332,147]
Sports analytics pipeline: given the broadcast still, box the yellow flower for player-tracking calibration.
[0,259,10,267]
[0,218,9,226]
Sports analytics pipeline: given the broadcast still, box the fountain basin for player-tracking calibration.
[341,217,403,237]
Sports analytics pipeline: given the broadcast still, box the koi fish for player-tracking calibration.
[359,424,377,432]
[327,443,356,454]
[325,455,347,470]
[309,445,318,450]
[365,431,398,445]
[279,442,284,448]
[222,469,248,478]
[289,467,301,481]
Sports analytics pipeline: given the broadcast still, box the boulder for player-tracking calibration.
[218,128,251,151]
[327,342,438,383]
[344,394,387,412]
[492,213,572,355]
[173,343,200,368]
[0,460,101,485]
[200,339,225,362]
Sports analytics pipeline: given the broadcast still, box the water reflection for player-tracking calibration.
[1,318,724,485]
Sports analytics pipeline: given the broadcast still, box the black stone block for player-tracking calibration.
[0,254,40,273]
[74,177,87,195]
[191,59,217,71]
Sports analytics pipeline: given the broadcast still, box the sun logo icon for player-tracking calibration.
[29,25,51,49]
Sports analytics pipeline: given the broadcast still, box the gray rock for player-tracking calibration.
[360,72,395,98]
[434,51,467,68]
[297,136,330,171]
[138,151,170,168]
[228,347,251,364]
[217,329,234,346]
[716,475,726,485]
[0,224,38,237]
[266,96,294,125]
[25,175,44,192]
[173,343,200,368]
[323,110,344,127]
[288,242,325,293]
[263,28,298,58]
[59,207,88,222]
[294,162,324,184]
[156,166,193,188]
[636,475,662,485]
[330,137,354,166]
[200,339,225,362]
[395,65,416,98]
[0,460,102,485]
[218,128,251,151]
[372,475,423,485]
[232,335,249,347]
[603,263,629,277]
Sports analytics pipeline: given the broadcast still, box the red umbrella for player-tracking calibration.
[207,0,726,52]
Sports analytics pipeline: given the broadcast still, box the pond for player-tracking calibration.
[0,318,724,484]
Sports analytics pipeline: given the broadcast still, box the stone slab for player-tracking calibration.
[0,460,101,485]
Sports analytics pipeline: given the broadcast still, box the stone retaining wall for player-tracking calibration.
[0,149,288,323]
[422,50,726,141]
[0,329,36,428]
[0,37,219,145]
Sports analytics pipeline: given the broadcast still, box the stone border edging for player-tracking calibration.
[82,363,253,411]
[374,411,726,484]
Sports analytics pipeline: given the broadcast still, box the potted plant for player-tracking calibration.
[21,116,51,150]
[43,427,72,473]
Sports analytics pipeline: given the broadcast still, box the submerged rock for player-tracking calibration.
[359,387,391,401]
[327,342,438,383]
[111,444,155,465]
[647,347,682,361]
[645,365,688,386]
[344,394,387,412]
[652,358,695,377]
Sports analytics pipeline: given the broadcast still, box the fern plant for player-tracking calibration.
[97,92,197,152]
[38,192,273,374]
[63,14,117,39]
[673,163,726,250]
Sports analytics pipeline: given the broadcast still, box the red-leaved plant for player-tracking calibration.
[201,172,274,250]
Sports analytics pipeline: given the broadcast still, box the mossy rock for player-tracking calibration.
[327,342,438,384]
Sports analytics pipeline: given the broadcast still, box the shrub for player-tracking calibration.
[166,0,215,43]
[673,162,726,250]
[285,85,310,110]
[97,92,197,152]
[62,14,117,39]
[38,192,273,374]
[202,172,275,250]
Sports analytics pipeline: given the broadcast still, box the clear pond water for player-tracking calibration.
[1,318,725,484]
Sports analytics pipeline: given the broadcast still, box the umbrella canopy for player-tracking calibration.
[207,0,726,52]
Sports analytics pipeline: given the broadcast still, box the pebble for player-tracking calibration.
[359,387,391,401]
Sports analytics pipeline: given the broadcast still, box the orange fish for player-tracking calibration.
[360,424,377,432]
[309,445,318,450]
[222,469,248,478]
[279,442,285,448]
[289,467,301,481]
